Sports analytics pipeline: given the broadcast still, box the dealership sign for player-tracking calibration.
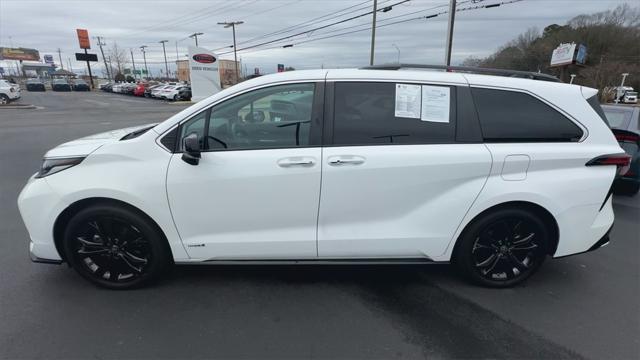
[76,29,91,49]
[0,47,40,61]
[188,46,221,102]
[550,43,576,66]
[44,54,54,64]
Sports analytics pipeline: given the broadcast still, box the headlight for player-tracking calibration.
[35,157,85,178]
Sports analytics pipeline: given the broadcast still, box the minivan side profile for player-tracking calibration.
[18,66,628,289]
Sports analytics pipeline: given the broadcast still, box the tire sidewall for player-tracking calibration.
[63,204,170,289]
[454,207,548,288]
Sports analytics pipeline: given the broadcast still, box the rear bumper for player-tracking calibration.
[586,224,612,252]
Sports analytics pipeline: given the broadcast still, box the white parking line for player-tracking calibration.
[83,99,110,106]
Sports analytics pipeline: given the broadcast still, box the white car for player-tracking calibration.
[151,85,171,98]
[0,79,21,104]
[159,85,189,101]
[18,65,628,289]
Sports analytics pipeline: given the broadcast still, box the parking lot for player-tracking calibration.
[1,91,638,359]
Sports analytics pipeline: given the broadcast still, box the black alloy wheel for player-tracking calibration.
[455,208,548,287]
[64,204,170,289]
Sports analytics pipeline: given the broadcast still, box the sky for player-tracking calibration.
[0,0,631,77]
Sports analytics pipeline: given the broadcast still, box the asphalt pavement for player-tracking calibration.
[0,91,638,359]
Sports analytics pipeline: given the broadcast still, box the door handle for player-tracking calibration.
[328,156,365,166]
[277,157,316,167]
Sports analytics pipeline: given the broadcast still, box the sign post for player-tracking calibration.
[76,29,95,89]
[188,46,221,102]
[550,43,587,83]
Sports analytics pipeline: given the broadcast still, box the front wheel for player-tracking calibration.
[0,94,9,104]
[63,204,171,289]
[454,208,548,287]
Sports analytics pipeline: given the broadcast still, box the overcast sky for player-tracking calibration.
[0,0,631,77]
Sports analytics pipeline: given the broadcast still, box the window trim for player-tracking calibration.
[325,80,460,147]
[469,85,588,143]
[165,81,325,154]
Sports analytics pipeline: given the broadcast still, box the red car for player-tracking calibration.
[133,83,146,96]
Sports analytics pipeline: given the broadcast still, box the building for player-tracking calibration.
[175,58,240,87]
[176,60,189,82]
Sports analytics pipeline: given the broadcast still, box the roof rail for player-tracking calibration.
[360,64,560,82]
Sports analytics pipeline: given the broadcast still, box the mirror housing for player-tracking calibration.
[181,133,201,165]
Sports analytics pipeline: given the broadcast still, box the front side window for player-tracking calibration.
[179,83,316,151]
[471,88,584,142]
[332,82,456,146]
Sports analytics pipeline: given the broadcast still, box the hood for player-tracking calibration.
[44,123,157,158]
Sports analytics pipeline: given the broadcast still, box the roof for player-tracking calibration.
[52,69,76,76]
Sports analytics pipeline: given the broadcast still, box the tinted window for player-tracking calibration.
[179,83,316,151]
[602,107,633,129]
[333,82,456,145]
[471,88,583,142]
[587,95,609,126]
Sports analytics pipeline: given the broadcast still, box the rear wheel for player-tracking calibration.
[63,204,171,289]
[454,208,548,287]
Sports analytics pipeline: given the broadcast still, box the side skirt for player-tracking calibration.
[175,258,447,266]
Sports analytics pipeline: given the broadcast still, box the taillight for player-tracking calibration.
[614,132,640,143]
[586,154,632,176]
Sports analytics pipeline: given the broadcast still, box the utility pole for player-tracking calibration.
[130,49,137,80]
[218,21,243,83]
[67,58,72,72]
[159,40,169,79]
[57,48,64,70]
[369,0,377,66]
[96,36,111,80]
[444,0,456,66]
[140,45,149,80]
[189,32,203,46]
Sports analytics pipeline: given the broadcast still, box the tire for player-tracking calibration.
[63,204,171,289]
[453,207,548,288]
[173,94,178,101]
[613,181,640,196]
[0,94,9,104]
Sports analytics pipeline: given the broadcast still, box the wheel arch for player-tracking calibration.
[451,201,560,261]
[53,197,174,263]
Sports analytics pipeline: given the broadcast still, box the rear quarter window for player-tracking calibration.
[471,88,583,142]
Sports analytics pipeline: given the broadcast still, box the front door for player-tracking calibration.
[166,82,324,260]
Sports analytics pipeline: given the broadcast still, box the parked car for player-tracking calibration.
[17,66,628,289]
[101,83,113,92]
[72,79,90,91]
[52,79,72,91]
[98,82,111,90]
[151,85,170,98]
[0,79,21,104]
[25,78,46,91]
[177,86,191,101]
[144,84,163,98]
[161,85,190,101]
[133,83,146,97]
[124,83,137,95]
[602,104,640,195]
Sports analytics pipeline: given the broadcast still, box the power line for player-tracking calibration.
[221,0,524,56]
[218,0,411,54]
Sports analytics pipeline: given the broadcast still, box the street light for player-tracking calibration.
[392,43,400,64]
[140,45,149,79]
[159,40,169,79]
[218,21,243,83]
[189,32,204,46]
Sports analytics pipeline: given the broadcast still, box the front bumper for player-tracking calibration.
[18,175,68,262]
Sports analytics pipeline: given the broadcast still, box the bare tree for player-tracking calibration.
[108,42,129,76]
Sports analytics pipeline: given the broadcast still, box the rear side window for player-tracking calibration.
[332,82,456,145]
[471,88,583,142]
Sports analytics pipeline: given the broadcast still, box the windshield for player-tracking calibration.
[625,92,638,96]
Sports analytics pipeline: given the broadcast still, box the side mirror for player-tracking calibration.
[181,133,201,165]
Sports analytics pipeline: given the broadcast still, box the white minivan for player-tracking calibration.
[18,65,628,289]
